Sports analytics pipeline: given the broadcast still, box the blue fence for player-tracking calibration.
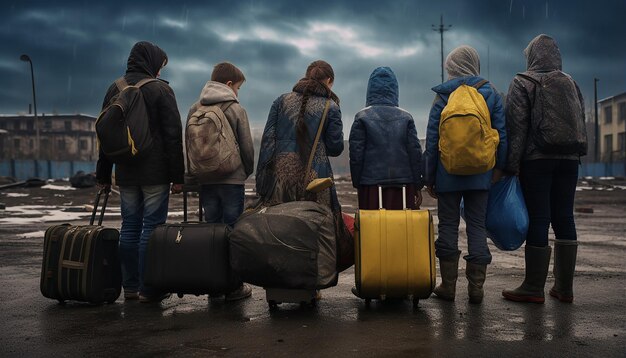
[579,162,625,177]
[0,160,96,180]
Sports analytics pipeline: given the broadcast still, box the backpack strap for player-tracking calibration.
[134,78,158,88]
[472,79,489,89]
[114,77,128,92]
[304,99,331,183]
[516,72,540,85]
[218,100,236,113]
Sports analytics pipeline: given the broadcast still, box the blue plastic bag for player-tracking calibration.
[460,176,528,250]
[486,176,528,250]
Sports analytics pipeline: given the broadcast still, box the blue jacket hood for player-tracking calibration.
[366,67,398,107]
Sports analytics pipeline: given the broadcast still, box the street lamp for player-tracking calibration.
[20,54,40,170]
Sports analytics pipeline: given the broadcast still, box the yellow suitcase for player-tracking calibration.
[354,186,436,307]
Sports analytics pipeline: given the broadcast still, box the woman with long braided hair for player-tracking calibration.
[255,60,353,271]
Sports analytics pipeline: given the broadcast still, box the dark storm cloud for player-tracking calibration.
[1,0,624,136]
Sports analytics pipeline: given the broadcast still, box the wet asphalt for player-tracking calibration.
[0,181,625,357]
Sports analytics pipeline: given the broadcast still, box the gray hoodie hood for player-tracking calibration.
[524,34,562,72]
[198,81,239,106]
[445,45,480,80]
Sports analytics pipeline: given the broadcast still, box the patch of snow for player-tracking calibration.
[20,231,46,238]
[4,193,29,197]
[599,177,615,180]
[41,184,76,191]
[576,186,593,191]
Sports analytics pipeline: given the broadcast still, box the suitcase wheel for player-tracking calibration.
[57,299,66,305]
[364,298,371,307]
[177,293,184,299]
[412,298,419,308]
[268,300,278,311]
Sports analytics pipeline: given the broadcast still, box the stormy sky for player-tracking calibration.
[1,0,624,136]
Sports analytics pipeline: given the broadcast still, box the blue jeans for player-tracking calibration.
[436,190,492,265]
[200,184,245,226]
[118,184,170,296]
[519,159,578,247]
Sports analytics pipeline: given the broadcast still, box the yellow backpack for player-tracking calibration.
[439,80,499,175]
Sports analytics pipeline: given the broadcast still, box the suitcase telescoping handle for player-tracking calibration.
[182,190,203,223]
[378,185,407,210]
[89,189,109,226]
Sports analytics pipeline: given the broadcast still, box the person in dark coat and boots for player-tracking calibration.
[423,46,507,304]
[349,66,424,211]
[96,41,185,303]
[502,34,586,304]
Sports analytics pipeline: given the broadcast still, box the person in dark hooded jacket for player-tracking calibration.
[502,34,585,304]
[349,66,423,210]
[96,41,185,303]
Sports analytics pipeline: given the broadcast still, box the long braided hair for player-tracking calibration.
[295,60,335,164]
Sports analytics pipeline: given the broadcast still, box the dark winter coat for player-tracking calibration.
[505,34,584,174]
[349,67,423,188]
[96,41,185,186]
[423,76,507,192]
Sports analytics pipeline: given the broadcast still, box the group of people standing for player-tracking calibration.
[96,33,584,306]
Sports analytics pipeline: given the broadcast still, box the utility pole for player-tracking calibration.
[20,54,40,177]
[432,14,452,83]
[594,78,599,162]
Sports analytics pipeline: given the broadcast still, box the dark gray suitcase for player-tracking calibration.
[40,190,121,304]
[143,191,240,297]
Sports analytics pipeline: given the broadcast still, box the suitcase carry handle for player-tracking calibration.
[89,189,109,226]
[378,185,407,210]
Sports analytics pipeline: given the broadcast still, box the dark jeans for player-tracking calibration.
[436,190,491,265]
[118,184,170,296]
[519,159,578,247]
[200,184,245,226]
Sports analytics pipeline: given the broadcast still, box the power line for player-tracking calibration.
[432,14,452,83]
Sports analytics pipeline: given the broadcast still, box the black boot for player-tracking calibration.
[549,240,578,303]
[433,251,461,301]
[466,262,487,304]
[502,245,552,304]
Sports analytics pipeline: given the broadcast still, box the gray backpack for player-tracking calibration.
[185,102,241,181]
[517,71,588,156]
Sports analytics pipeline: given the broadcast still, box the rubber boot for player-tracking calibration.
[502,245,552,303]
[433,251,461,301]
[549,240,578,303]
[466,262,487,304]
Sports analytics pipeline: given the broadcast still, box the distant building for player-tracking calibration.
[598,92,626,162]
[0,113,97,161]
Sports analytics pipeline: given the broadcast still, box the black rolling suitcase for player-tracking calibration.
[143,190,240,297]
[40,189,121,304]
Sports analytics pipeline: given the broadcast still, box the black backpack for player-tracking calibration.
[517,71,588,156]
[96,77,156,164]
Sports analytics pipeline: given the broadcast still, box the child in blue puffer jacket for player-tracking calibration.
[349,66,424,210]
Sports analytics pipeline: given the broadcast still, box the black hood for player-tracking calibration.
[126,41,168,78]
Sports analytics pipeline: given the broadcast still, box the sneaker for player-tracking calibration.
[124,291,139,300]
[139,292,171,303]
[225,284,252,302]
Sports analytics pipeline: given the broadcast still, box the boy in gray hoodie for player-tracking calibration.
[186,62,254,301]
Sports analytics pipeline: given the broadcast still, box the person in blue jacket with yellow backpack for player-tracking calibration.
[423,45,507,304]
